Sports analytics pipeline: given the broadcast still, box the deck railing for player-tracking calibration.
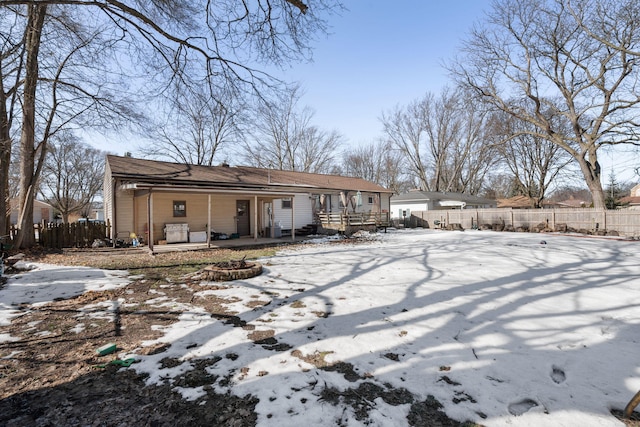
[318,212,390,228]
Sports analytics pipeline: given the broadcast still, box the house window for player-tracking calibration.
[281,198,292,209]
[173,201,186,217]
[368,196,374,205]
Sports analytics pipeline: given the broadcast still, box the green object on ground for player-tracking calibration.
[96,342,117,356]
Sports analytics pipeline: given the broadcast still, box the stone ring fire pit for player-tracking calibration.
[200,256,263,281]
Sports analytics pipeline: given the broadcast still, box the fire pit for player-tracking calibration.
[201,256,263,281]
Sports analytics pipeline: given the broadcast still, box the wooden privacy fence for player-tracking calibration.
[8,222,111,249]
[404,208,640,237]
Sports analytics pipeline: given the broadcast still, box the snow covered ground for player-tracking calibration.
[2,229,639,426]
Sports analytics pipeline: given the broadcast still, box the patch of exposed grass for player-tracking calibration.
[38,247,280,272]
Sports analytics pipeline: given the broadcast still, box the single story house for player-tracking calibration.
[619,183,640,210]
[390,191,496,218]
[496,195,565,209]
[555,196,589,208]
[9,199,55,224]
[104,155,392,250]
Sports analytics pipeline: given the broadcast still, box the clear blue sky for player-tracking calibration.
[273,1,638,183]
[274,1,490,146]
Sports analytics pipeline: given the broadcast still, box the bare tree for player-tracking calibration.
[3,5,144,247]
[16,4,48,248]
[242,84,343,173]
[141,84,244,166]
[342,140,411,194]
[40,133,105,223]
[380,98,430,191]
[381,88,496,194]
[480,173,519,200]
[0,6,24,237]
[450,0,640,209]
[0,0,342,247]
[295,125,343,173]
[440,94,499,194]
[492,109,574,207]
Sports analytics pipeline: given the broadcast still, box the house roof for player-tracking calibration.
[106,155,392,194]
[618,196,640,206]
[497,195,535,209]
[496,195,564,209]
[391,191,495,206]
[9,198,53,210]
[555,196,589,208]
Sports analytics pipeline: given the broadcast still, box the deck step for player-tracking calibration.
[294,224,317,236]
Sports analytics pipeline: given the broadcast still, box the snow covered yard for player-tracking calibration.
[2,229,639,426]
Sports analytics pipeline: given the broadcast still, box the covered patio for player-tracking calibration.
[121,185,300,253]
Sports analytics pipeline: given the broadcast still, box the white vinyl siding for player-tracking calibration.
[389,201,429,218]
[273,193,313,230]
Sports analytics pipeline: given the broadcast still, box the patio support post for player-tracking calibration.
[207,194,211,248]
[148,190,154,253]
[111,179,117,247]
[270,202,275,237]
[254,195,258,241]
[291,196,295,241]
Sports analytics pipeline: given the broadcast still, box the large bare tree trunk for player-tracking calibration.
[0,53,12,238]
[0,144,8,238]
[576,153,605,209]
[16,4,47,249]
[0,104,9,239]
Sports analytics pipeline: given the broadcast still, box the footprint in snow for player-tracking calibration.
[508,398,539,416]
[551,365,566,384]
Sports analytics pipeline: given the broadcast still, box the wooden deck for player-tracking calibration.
[317,212,390,233]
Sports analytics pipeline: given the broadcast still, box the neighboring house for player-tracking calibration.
[618,183,640,210]
[555,196,589,208]
[92,205,105,221]
[390,191,496,218]
[498,195,594,209]
[104,155,392,250]
[496,195,564,209]
[9,199,55,224]
[66,203,105,223]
